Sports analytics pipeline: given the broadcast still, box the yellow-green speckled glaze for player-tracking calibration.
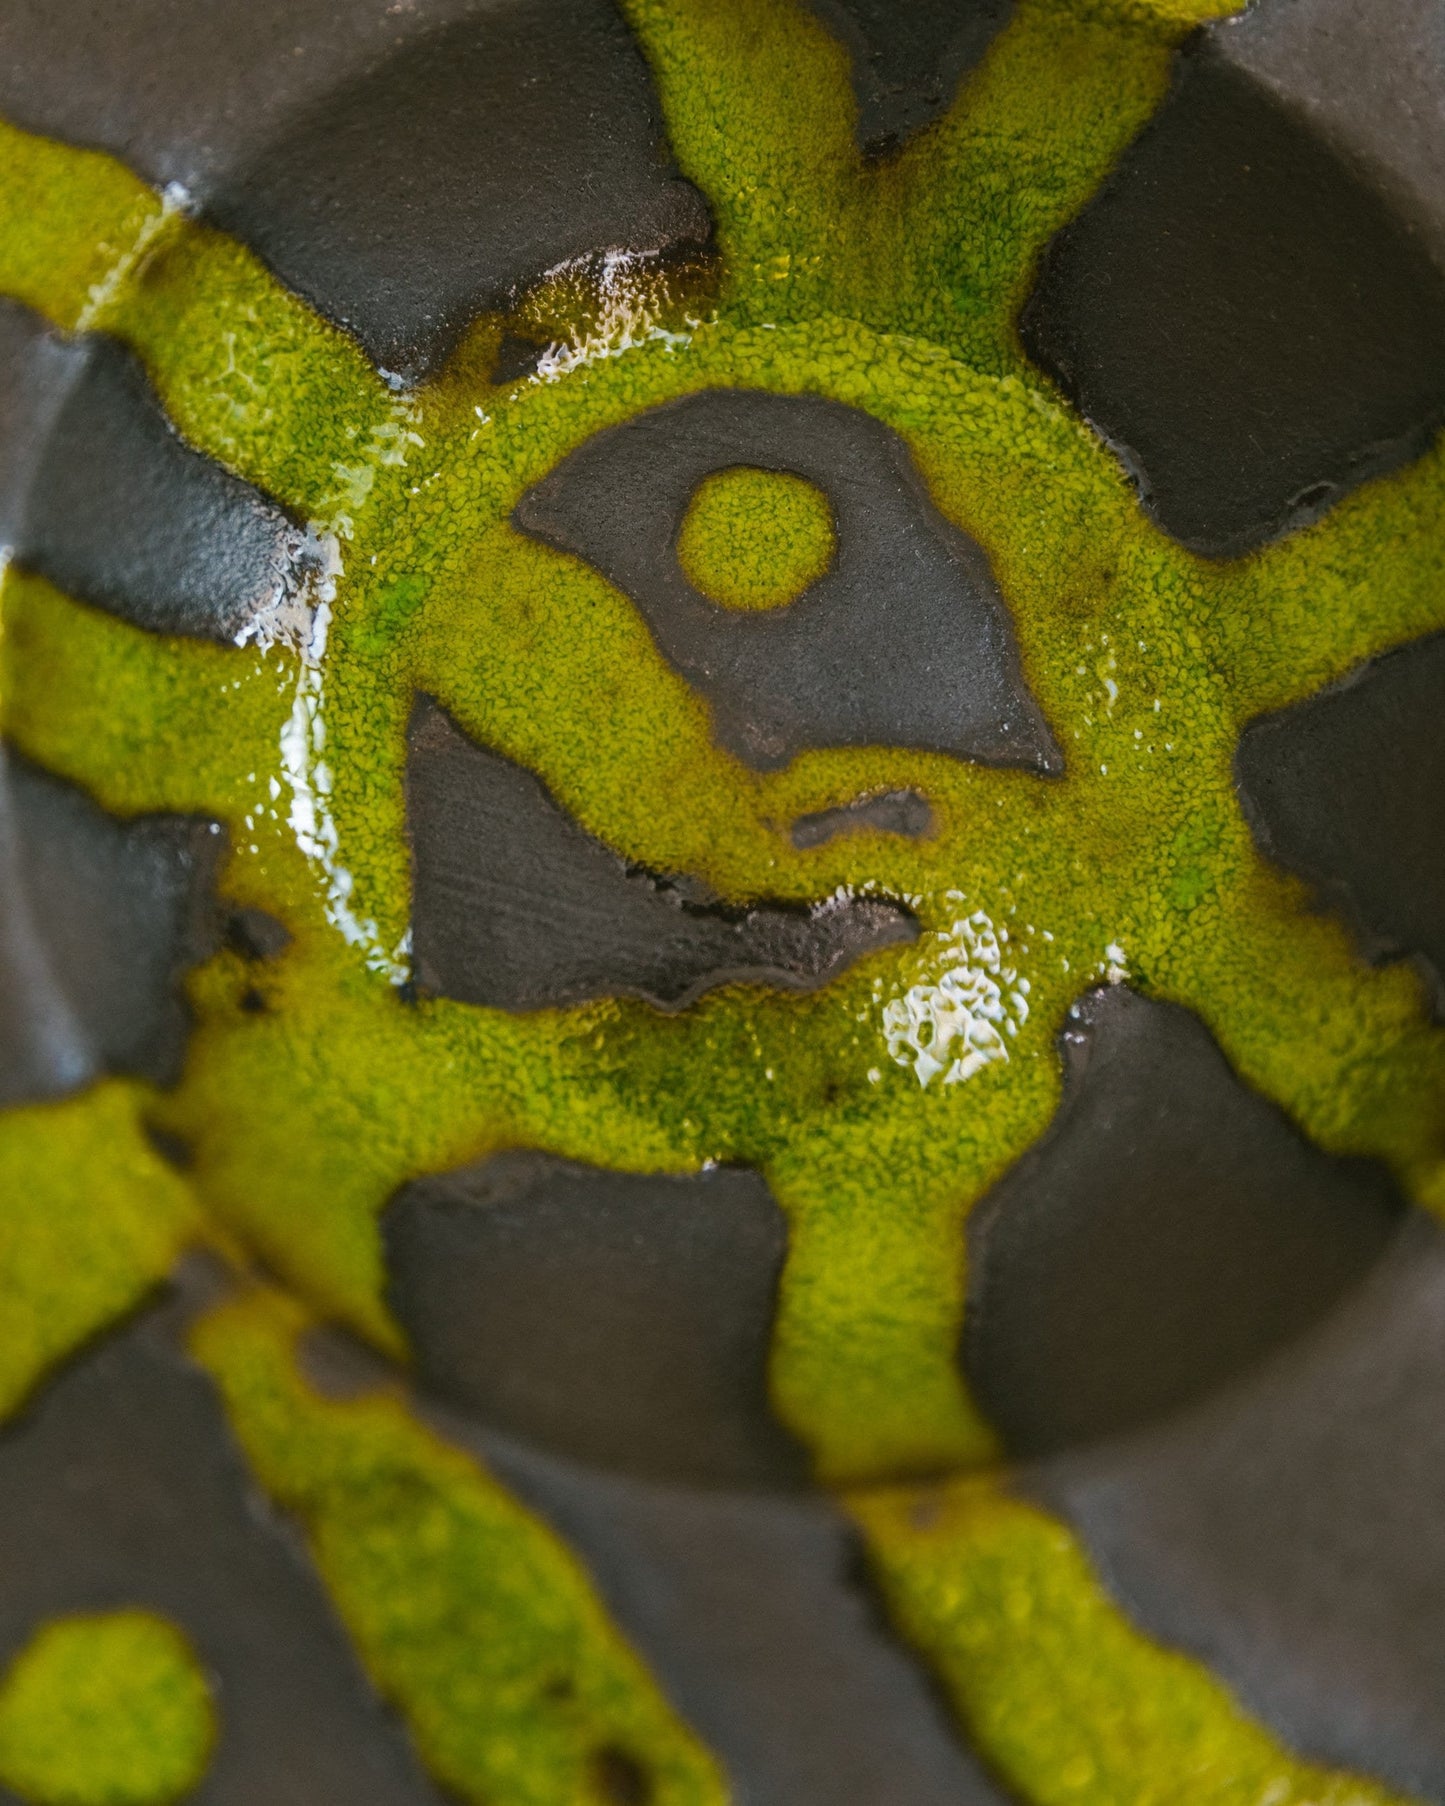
[0,1611,215,1805]
[1,0,1441,1798]
[678,466,837,610]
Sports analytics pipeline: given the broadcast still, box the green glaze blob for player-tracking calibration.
[0,1084,198,1419]
[191,1290,725,1806]
[677,466,835,609]
[3,0,1444,1796]
[851,1479,1416,1806]
[0,1612,214,1806]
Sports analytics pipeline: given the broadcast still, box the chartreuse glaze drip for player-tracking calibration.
[193,1294,725,1806]
[1,0,1442,1799]
[0,1085,197,1420]
[850,1480,1404,1806]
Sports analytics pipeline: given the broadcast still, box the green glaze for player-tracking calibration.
[0,1612,214,1805]
[2,0,1443,1797]
[851,1479,1410,1806]
[192,1291,725,1806]
[0,1084,198,1420]
[677,466,836,610]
